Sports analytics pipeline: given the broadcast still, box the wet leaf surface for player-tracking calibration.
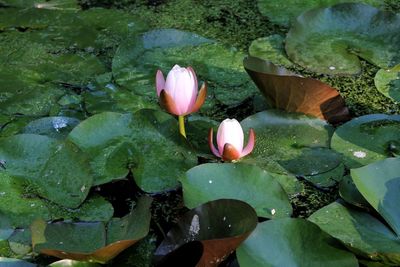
[374,64,400,102]
[285,3,400,75]
[339,175,371,210]
[154,199,257,267]
[21,117,80,139]
[181,163,292,218]
[0,257,36,266]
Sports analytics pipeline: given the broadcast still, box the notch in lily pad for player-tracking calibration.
[154,199,257,266]
[243,56,350,123]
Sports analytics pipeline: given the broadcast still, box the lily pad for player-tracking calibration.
[351,158,400,236]
[303,163,345,188]
[240,110,341,176]
[243,56,350,123]
[309,201,400,265]
[339,175,371,209]
[257,0,383,26]
[249,35,293,68]
[112,29,258,108]
[22,117,80,139]
[154,199,257,266]
[0,0,79,9]
[49,260,101,267]
[0,134,93,208]
[237,218,358,267]
[32,196,152,263]
[0,257,36,267]
[181,163,292,218]
[374,64,400,102]
[331,114,400,168]
[68,109,197,192]
[285,3,400,75]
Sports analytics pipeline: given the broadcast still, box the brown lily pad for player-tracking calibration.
[154,199,257,267]
[243,56,350,123]
[31,196,152,263]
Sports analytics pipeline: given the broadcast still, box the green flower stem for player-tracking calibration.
[178,115,187,138]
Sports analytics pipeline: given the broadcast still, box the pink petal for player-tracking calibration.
[171,68,197,114]
[208,128,221,157]
[156,70,165,96]
[241,128,255,157]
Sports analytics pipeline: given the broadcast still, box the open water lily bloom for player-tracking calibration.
[156,65,207,116]
[209,118,255,161]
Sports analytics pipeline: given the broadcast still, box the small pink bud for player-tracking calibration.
[209,118,255,161]
[156,65,207,116]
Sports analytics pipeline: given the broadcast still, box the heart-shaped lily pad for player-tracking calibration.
[257,0,383,26]
[309,201,400,265]
[112,29,258,109]
[181,163,292,218]
[331,114,400,168]
[243,56,350,123]
[68,109,197,192]
[374,64,400,102]
[285,3,400,75]
[21,117,80,139]
[237,218,358,267]
[0,134,92,208]
[240,110,341,176]
[32,196,152,263]
[351,158,400,236]
[154,199,257,267]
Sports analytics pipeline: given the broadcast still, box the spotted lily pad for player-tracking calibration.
[68,109,197,192]
[240,110,341,176]
[0,134,93,208]
[309,201,400,265]
[351,158,400,236]
[154,199,257,266]
[32,196,152,263]
[257,0,383,26]
[331,114,400,168]
[374,64,400,102]
[285,3,400,75]
[181,163,292,218]
[112,29,258,109]
[237,218,358,267]
[243,56,350,123]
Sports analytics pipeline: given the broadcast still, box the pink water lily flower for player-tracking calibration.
[156,65,207,116]
[209,118,255,161]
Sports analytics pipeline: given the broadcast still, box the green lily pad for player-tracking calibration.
[0,257,36,266]
[112,29,258,108]
[351,158,400,236]
[237,218,358,267]
[0,0,79,9]
[309,201,400,265]
[155,199,257,266]
[331,114,400,168]
[257,0,383,26]
[185,115,219,155]
[0,134,93,208]
[240,110,340,176]
[7,228,32,256]
[68,109,197,192]
[49,260,101,267]
[285,3,400,75]
[181,163,292,218]
[339,175,371,209]
[32,196,152,263]
[249,35,293,68]
[303,163,345,188]
[374,64,400,102]
[22,117,80,139]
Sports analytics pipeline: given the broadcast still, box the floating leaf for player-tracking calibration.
[257,0,383,26]
[49,259,101,266]
[303,163,345,188]
[240,110,341,176]
[374,64,400,102]
[249,35,293,68]
[0,257,36,266]
[309,201,400,265]
[0,0,79,9]
[112,29,258,109]
[285,3,400,75]
[243,56,350,123]
[68,110,196,192]
[0,134,93,208]
[22,117,80,139]
[32,196,152,263]
[237,218,358,267]
[181,163,292,218]
[331,114,400,168]
[339,175,370,209]
[154,199,257,266]
[351,158,400,236]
